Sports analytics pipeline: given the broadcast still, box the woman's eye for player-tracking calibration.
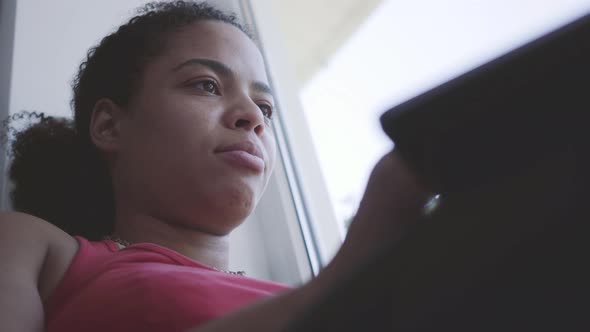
[193,80,220,95]
[258,104,274,120]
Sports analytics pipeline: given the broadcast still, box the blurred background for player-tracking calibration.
[1,0,589,284]
[254,0,590,229]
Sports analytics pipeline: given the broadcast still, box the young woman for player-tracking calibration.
[0,2,429,331]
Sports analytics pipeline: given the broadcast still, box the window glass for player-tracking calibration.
[254,0,590,233]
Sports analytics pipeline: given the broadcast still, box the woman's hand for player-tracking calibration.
[325,150,432,278]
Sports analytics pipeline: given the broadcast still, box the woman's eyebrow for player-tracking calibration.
[252,81,274,98]
[172,58,232,77]
[172,58,274,98]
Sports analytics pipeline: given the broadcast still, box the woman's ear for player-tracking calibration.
[89,98,124,153]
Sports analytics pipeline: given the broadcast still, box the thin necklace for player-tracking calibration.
[103,235,245,276]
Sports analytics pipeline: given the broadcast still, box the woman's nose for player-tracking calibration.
[227,100,266,136]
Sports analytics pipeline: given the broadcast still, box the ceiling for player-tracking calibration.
[266,0,383,86]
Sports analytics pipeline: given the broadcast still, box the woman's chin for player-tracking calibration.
[203,187,257,229]
[216,180,259,211]
[171,178,261,233]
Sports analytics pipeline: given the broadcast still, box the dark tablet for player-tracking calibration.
[286,14,590,332]
[380,13,590,193]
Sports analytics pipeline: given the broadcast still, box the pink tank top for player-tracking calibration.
[45,236,290,332]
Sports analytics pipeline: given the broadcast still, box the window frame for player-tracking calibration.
[238,0,346,271]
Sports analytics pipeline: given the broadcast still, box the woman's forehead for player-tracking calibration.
[155,21,267,82]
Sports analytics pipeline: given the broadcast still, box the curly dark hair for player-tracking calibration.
[6,1,251,240]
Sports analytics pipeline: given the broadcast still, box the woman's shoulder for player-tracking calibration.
[0,211,78,303]
[0,210,77,248]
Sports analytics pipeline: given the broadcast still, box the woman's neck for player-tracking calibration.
[112,212,231,271]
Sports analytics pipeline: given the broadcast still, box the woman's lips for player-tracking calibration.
[215,141,265,173]
[217,150,265,173]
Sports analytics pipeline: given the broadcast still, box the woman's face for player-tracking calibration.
[113,21,276,235]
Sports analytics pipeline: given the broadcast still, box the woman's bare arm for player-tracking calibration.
[0,212,76,332]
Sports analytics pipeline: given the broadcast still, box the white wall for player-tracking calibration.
[1,0,310,285]
[0,0,17,210]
